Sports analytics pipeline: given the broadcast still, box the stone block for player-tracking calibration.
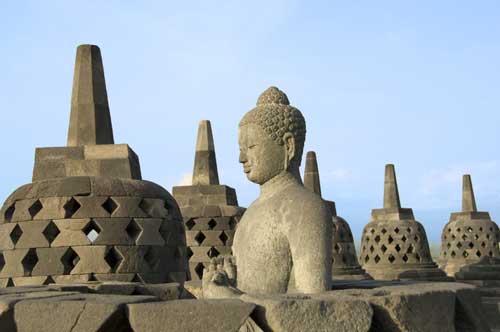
[15,220,51,248]
[92,218,134,245]
[127,299,256,332]
[0,224,16,250]
[32,146,84,181]
[36,197,70,220]
[11,276,51,286]
[54,177,92,197]
[0,249,36,278]
[65,159,100,177]
[72,196,110,218]
[92,281,138,295]
[202,205,222,217]
[52,274,91,284]
[109,196,147,217]
[51,219,91,247]
[71,246,111,274]
[241,293,373,332]
[134,283,182,300]
[133,218,165,245]
[31,247,68,276]
[10,199,38,222]
[160,221,185,247]
[140,198,168,218]
[114,245,150,274]
[93,273,136,282]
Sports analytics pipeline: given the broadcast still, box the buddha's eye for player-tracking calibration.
[248,144,256,149]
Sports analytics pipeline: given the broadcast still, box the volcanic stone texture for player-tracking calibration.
[173,120,244,280]
[439,175,500,277]
[360,164,448,281]
[303,151,370,280]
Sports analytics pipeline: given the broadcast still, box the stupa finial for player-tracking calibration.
[383,164,401,209]
[462,174,477,212]
[304,151,322,196]
[192,120,219,185]
[67,44,114,146]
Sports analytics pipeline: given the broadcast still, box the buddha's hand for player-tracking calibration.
[202,256,241,299]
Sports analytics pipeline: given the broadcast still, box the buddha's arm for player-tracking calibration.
[289,201,332,293]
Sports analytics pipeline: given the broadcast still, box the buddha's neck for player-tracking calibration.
[260,167,302,197]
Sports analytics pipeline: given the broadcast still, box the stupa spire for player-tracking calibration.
[192,120,219,185]
[304,151,322,196]
[462,174,477,212]
[67,44,114,146]
[383,164,401,209]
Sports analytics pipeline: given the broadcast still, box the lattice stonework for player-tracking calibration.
[183,212,242,280]
[360,220,433,267]
[332,216,368,278]
[0,188,188,287]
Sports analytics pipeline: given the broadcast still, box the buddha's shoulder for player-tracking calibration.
[280,184,328,210]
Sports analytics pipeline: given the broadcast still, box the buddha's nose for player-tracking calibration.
[239,150,247,163]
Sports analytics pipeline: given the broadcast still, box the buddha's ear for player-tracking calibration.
[282,132,296,169]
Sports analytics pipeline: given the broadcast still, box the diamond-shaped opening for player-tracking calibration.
[489,251,493,256]
[42,221,60,244]
[394,227,400,234]
[374,235,381,243]
[457,227,461,233]
[388,235,394,244]
[219,231,229,245]
[476,250,482,258]
[407,245,414,253]
[21,248,38,276]
[479,227,483,232]
[28,200,43,218]
[105,247,123,273]
[194,262,205,279]
[63,197,81,218]
[474,234,479,240]
[228,218,236,229]
[0,253,5,273]
[369,245,375,253]
[194,231,206,245]
[388,254,396,263]
[61,247,79,274]
[467,227,473,232]
[381,244,387,253]
[451,234,456,240]
[207,247,220,258]
[102,197,118,215]
[457,242,463,249]
[490,227,494,232]
[208,219,217,230]
[10,224,23,245]
[486,234,491,239]
[481,242,486,248]
[406,227,411,233]
[462,251,469,258]
[370,228,375,234]
[468,242,474,249]
[186,247,194,259]
[415,253,421,261]
[402,254,409,262]
[414,235,419,242]
[364,255,370,263]
[462,234,467,241]
[447,243,451,249]
[451,251,456,258]
[4,203,15,222]
[401,235,407,242]
[144,247,158,268]
[374,255,381,263]
[83,220,101,243]
[448,228,452,232]
[185,218,196,230]
[126,219,142,241]
[339,232,345,241]
[43,276,55,285]
[381,228,387,235]
[395,244,401,252]
[334,243,340,252]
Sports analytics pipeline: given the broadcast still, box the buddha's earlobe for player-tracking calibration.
[282,132,296,170]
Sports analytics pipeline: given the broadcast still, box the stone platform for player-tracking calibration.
[0,280,490,331]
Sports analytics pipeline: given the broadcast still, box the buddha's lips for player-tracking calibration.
[243,166,251,173]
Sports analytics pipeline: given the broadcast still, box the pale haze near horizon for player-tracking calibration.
[1,1,500,244]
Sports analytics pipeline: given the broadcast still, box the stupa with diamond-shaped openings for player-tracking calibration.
[0,45,188,286]
[172,120,245,280]
[359,164,448,280]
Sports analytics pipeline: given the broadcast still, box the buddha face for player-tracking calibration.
[238,123,286,185]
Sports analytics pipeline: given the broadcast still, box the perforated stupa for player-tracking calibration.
[303,151,370,280]
[439,174,500,277]
[359,164,448,280]
[0,45,188,286]
[172,120,244,280]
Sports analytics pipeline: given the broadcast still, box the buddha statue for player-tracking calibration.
[202,87,332,298]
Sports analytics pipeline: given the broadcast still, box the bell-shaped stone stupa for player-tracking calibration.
[439,175,500,277]
[172,120,245,280]
[303,151,370,280]
[0,45,188,286]
[359,164,448,280]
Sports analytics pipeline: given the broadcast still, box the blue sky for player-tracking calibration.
[1,1,500,244]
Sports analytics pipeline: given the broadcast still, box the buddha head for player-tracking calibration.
[238,87,306,185]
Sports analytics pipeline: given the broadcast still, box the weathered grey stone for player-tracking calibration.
[360,164,448,281]
[127,299,256,332]
[241,292,373,332]
[133,218,165,245]
[14,220,51,248]
[51,219,91,247]
[303,151,371,281]
[439,175,500,276]
[134,282,182,300]
[193,120,220,185]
